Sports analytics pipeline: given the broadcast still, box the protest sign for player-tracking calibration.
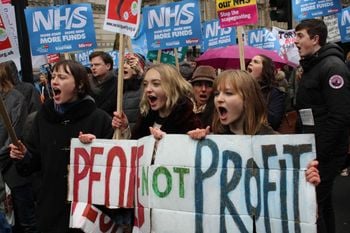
[74,50,94,67]
[247,28,280,52]
[292,0,341,21]
[216,0,258,28]
[0,4,19,62]
[69,134,316,233]
[142,0,202,51]
[147,47,187,65]
[324,14,341,43]
[103,0,142,37]
[272,27,300,66]
[337,6,350,43]
[201,19,236,52]
[70,202,122,233]
[25,3,97,55]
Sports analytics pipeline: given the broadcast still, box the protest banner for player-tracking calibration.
[337,6,350,43]
[201,19,236,52]
[142,0,202,51]
[0,4,19,62]
[272,27,300,66]
[46,53,60,64]
[103,0,142,38]
[25,3,97,55]
[324,14,341,43]
[69,202,122,233]
[215,0,258,70]
[215,0,258,28]
[292,0,341,22]
[147,47,187,65]
[247,28,280,52]
[69,134,317,233]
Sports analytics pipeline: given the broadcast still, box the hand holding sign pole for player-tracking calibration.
[103,0,142,139]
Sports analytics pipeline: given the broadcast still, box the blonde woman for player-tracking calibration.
[112,63,202,139]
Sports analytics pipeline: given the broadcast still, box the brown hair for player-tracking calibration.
[211,70,268,135]
[140,63,193,116]
[0,62,14,93]
[52,60,92,98]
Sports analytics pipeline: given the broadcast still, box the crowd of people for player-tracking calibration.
[0,18,349,233]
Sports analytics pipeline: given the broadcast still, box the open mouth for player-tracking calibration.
[218,106,227,117]
[247,67,252,72]
[52,88,61,96]
[199,94,207,99]
[148,95,157,103]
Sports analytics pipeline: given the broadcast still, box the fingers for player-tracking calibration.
[149,127,165,140]
[78,132,96,144]
[305,160,320,186]
[9,142,26,160]
[187,127,209,140]
[205,126,211,134]
[305,171,321,186]
[307,160,319,169]
[112,112,129,130]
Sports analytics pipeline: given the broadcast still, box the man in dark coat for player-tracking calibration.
[295,19,350,233]
[89,51,117,117]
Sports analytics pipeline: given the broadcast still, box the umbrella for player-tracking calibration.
[196,45,297,69]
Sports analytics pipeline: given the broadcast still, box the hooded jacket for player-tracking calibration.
[296,43,350,161]
[91,71,117,117]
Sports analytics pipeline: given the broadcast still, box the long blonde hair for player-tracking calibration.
[212,70,268,135]
[140,63,193,116]
[0,62,14,93]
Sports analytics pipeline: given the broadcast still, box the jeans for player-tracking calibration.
[0,211,12,233]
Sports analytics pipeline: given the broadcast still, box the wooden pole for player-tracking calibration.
[174,48,179,70]
[157,50,162,64]
[0,97,19,147]
[237,26,245,70]
[126,36,134,54]
[113,33,126,139]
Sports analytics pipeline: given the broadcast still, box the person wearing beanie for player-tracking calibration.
[190,65,217,127]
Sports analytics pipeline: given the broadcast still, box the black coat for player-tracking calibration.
[91,71,117,117]
[0,89,30,188]
[131,97,202,139]
[15,97,114,233]
[296,43,350,161]
[260,84,286,131]
[123,76,142,130]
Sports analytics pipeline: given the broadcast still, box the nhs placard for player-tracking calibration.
[25,4,97,55]
[143,0,202,51]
